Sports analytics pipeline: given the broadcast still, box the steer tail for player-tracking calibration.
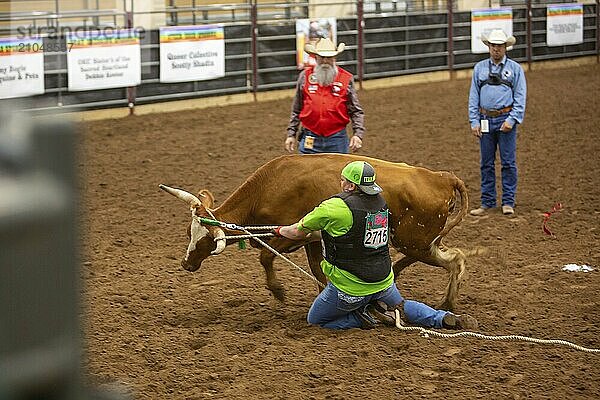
[439,173,469,239]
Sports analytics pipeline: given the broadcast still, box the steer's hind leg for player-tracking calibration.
[436,247,466,312]
[417,244,467,312]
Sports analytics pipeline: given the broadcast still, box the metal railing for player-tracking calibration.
[0,0,597,113]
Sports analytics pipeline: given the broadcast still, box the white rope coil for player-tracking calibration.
[394,310,600,354]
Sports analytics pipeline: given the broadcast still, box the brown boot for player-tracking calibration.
[442,313,478,330]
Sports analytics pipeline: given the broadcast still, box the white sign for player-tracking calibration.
[67,30,141,91]
[159,25,225,83]
[295,18,337,69]
[0,37,45,99]
[547,4,584,46]
[471,8,513,54]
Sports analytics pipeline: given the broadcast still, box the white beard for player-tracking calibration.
[314,64,337,86]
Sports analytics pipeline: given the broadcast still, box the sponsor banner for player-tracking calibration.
[66,29,141,91]
[0,37,45,99]
[159,25,225,83]
[295,18,337,69]
[547,3,583,46]
[471,8,513,54]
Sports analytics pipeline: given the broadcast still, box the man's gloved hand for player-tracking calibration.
[272,226,284,237]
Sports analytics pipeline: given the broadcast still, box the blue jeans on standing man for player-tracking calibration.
[306,282,448,330]
[298,128,349,154]
[479,114,518,208]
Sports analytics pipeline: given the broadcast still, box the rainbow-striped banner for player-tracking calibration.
[472,8,513,22]
[0,37,44,56]
[547,4,583,46]
[66,29,140,49]
[159,25,225,83]
[66,29,141,91]
[0,36,45,99]
[159,25,224,43]
[547,3,583,17]
[471,8,513,54]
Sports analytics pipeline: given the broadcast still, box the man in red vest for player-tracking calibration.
[285,38,365,154]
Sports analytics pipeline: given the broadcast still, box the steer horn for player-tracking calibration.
[211,228,226,255]
[159,184,202,206]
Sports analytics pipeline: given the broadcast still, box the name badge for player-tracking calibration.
[304,136,314,149]
[480,119,489,133]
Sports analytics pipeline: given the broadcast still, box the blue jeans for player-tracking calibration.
[298,129,349,154]
[479,115,518,208]
[306,282,448,330]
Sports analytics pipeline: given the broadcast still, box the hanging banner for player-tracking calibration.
[547,4,583,46]
[295,18,337,69]
[66,29,141,91]
[0,37,45,99]
[471,8,513,54]
[159,25,225,83]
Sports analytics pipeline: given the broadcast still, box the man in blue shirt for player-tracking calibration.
[468,29,527,216]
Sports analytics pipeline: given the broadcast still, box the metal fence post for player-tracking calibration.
[527,0,532,69]
[447,0,454,78]
[55,0,63,107]
[251,0,258,101]
[357,0,364,90]
[126,9,136,115]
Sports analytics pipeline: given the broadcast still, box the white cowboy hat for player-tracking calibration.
[481,29,516,48]
[304,38,345,57]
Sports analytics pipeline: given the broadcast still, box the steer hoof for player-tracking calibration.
[269,284,286,302]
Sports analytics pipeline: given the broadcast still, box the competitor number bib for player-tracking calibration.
[363,210,389,249]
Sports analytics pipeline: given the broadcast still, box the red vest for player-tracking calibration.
[299,66,352,137]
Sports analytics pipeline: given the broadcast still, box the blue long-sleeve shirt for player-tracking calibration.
[468,55,527,129]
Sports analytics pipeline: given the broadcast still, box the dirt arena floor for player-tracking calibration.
[80,63,599,399]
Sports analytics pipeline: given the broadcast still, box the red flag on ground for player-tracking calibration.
[542,202,563,237]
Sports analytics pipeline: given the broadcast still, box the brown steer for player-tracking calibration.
[160,153,470,311]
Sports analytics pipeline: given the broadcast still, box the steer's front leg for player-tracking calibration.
[258,234,322,301]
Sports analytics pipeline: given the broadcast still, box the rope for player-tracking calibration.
[198,215,599,354]
[238,225,279,231]
[197,215,321,285]
[394,310,600,354]
[198,215,277,231]
[224,233,274,240]
[236,226,326,289]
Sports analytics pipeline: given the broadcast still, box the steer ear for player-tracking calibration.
[198,189,215,208]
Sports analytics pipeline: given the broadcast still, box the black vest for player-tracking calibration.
[321,192,391,283]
